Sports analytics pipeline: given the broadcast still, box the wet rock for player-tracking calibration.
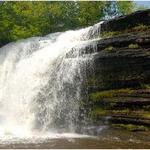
[101,9,150,32]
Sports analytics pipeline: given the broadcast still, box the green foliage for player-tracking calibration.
[103,1,135,19]
[133,24,149,31]
[77,1,105,26]
[89,88,133,102]
[101,31,118,38]
[111,109,130,115]
[113,124,149,131]
[116,1,134,15]
[89,108,108,119]
[139,83,150,89]
[89,91,113,102]
[128,43,139,49]
[0,1,137,46]
[104,46,114,53]
[101,24,150,39]
[142,113,150,119]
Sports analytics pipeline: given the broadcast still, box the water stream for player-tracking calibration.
[0,22,102,139]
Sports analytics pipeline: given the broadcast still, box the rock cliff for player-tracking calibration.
[82,9,150,132]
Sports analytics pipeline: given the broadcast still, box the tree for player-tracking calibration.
[116,1,135,15]
[0,1,137,46]
[103,1,135,19]
[77,1,106,26]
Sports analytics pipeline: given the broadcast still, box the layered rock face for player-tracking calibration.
[83,9,150,131]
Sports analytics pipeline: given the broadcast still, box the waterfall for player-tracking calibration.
[0,22,102,138]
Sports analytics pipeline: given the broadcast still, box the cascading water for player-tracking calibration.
[0,22,102,140]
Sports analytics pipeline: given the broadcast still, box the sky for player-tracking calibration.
[134,1,150,8]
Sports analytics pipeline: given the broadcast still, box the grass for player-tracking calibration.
[89,108,108,119]
[111,109,130,115]
[101,24,150,38]
[112,123,149,131]
[142,113,150,119]
[104,46,114,53]
[89,88,134,102]
[140,83,150,89]
[128,43,139,49]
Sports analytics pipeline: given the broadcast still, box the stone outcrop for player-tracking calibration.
[88,89,150,131]
[81,9,150,132]
[101,9,150,32]
[86,30,150,91]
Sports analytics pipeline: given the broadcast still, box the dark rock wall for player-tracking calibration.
[101,9,150,32]
[82,10,150,132]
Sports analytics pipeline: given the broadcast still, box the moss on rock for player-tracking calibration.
[112,123,149,131]
[89,88,134,102]
[89,108,108,120]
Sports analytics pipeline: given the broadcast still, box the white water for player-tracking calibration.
[0,22,102,140]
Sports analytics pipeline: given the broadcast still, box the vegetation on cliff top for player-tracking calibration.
[0,1,144,46]
[101,24,150,38]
